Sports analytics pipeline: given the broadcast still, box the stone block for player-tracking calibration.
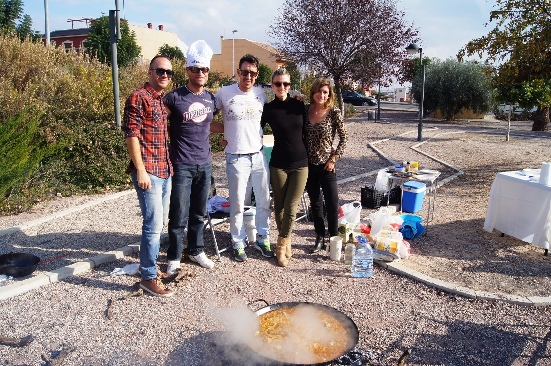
[0,274,51,301]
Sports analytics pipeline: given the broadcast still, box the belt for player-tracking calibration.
[229,147,263,157]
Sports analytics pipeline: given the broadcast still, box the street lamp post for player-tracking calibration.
[377,82,381,120]
[232,30,238,79]
[406,43,424,141]
[44,0,50,45]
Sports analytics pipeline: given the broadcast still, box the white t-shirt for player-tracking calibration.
[215,83,266,154]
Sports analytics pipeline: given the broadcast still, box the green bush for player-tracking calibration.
[343,103,356,118]
[0,35,146,213]
[0,111,63,204]
[0,35,284,214]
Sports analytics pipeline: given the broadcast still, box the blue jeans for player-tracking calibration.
[131,172,171,280]
[226,152,271,248]
[167,163,211,259]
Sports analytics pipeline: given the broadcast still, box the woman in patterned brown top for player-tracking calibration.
[305,78,347,253]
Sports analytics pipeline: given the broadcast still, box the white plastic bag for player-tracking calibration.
[397,240,411,259]
[110,263,140,277]
[374,169,390,191]
[207,195,229,213]
[369,207,393,236]
[371,229,410,259]
[338,201,362,225]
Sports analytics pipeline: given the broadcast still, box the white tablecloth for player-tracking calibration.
[483,170,551,249]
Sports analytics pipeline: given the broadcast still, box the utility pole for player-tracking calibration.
[44,0,50,45]
[110,0,121,128]
[232,30,238,79]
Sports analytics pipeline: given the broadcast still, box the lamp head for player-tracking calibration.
[406,43,420,55]
[232,29,238,33]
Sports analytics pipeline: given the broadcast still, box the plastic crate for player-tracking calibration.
[388,186,402,204]
[361,186,401,209]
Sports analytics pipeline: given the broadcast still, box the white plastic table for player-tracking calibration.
[483,170,551,255]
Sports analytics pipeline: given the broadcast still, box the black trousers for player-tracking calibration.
[305,163,339,238]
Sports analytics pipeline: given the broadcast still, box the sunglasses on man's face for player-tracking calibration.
[188,66,210,74]
[273,82,291,88]
[239,69,259,78]
[150,68,174,78]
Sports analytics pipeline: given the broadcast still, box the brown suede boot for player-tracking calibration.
[285,236,292,259]
[276,236,289,267]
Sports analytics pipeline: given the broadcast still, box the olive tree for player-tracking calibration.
[459,0,551,131]
[85,16,141,67]
[412,59,492,121]
[158,43,185,61]
[268,0,418,114]
[257,63,272,85]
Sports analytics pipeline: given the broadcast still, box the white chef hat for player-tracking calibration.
[186,40,213,68]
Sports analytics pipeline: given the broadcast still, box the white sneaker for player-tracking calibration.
[189,252,214,269]
[166,260,181,276]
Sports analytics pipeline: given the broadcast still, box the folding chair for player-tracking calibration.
[205,210,229,260]
[295,191,311,222]
[204,176,230,259]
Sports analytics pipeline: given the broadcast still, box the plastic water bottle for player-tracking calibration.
[344,242,355,265]
[352,237,373,278]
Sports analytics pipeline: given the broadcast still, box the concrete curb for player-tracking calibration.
[9,240,551,306]
[0,190,135,237]
[1,136,549,305]
[376,260,551,306]
[0,237,163,301]
[367,126,551,306]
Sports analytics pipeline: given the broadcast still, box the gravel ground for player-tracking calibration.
[1,109,551,366]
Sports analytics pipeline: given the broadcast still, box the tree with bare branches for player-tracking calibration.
[268,0,418,112]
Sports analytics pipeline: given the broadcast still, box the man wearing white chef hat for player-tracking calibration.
[164,40,224,274]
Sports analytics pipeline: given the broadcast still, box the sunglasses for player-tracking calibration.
[273,82,291,88]
[239,69,259,77]
[150,68,174,78]
[188,66,210,74]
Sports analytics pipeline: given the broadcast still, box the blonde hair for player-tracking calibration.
[309,77,335,109]
[271,67,290,81]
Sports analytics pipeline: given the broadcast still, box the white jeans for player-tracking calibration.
[226,151,271,248]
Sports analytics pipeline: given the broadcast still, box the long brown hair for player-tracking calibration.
[309,77,335,109]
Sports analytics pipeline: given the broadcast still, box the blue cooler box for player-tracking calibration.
[402,181,426,213]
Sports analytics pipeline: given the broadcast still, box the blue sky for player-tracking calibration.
[25,0,496,64]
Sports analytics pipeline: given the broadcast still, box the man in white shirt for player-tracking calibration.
[215,54,273,262]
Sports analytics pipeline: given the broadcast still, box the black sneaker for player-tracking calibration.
[254,239,275,258]
[233,248,248,262]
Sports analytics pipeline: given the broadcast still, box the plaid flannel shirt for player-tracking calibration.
[122,83,172,178]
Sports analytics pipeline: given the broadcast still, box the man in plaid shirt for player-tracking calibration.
[122,55,174,297]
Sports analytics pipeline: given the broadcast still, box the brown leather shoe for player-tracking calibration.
[140,278,174,297]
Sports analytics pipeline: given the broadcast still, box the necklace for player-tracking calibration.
[185,85,203,96]
[311,106,327,115]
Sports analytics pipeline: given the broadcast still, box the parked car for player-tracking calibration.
[342,91,378,106]
[496,104,536,116]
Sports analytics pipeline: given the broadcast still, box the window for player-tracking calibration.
[63,41,73,53]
